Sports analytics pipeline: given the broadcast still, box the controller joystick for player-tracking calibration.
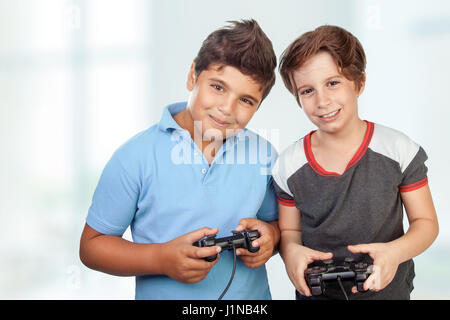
[193,229,260,262]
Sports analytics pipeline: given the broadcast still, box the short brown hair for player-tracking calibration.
[279,25,366,105]
[193,19,277,102]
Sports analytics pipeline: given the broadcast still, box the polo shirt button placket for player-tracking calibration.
[201,168,207,175]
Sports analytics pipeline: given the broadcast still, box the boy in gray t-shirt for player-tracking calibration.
[274,25,439,300]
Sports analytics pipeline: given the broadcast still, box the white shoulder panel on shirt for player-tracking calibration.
[369,123,420,173]
[272,138,308,197]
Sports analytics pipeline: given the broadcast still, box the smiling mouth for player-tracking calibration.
[318,108,341,119]
[209,115,231,127]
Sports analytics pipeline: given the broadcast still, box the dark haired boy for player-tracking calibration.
[80,19,280,300]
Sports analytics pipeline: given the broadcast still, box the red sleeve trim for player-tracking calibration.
[399,177,428,192]
[277,195,295,207]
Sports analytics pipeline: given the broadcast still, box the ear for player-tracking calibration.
[357,72,366,97]
[187,62,196,91]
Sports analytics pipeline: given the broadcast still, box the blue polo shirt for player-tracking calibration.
[86,101,278,299]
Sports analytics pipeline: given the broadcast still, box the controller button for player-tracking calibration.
[311,286,323,295]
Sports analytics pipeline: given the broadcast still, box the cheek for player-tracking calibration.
[338,94,359,115]
[299,95,315,110]
[300,100,316,118]
[190,93,214,119]
[199,90,218,108]
[337,84,359,106]
[234,108,257,128]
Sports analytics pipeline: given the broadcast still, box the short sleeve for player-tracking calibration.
[272,157,295,207]
[256,176,279,222]
[256,144,279,221]
[86,150,140,236]
[399,146,428,192]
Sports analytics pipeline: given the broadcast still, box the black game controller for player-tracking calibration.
[193,230,260,262]
[305,258,373,296]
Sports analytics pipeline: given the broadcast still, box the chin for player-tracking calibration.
[316,122,344,134]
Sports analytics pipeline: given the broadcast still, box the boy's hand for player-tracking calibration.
[348,243,400,293]
[160,227,221,284]
[234,218,279,269]
[283,244,333,297]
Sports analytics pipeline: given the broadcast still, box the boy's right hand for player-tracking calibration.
[160,227,221,284]
[283,244,332,297]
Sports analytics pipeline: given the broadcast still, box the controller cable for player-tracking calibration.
[218,244,237,300]
[336,276,349,301]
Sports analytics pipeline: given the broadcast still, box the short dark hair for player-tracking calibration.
[279,25,366,105]
[193,19,277,102]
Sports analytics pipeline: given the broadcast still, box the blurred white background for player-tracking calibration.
[0,0,449,299]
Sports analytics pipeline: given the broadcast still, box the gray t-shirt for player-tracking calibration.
[273,122,428,300]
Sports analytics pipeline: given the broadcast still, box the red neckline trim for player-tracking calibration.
[304,121,374,177]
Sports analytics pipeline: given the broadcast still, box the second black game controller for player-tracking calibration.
[193,229,260,262]
[305,258,373,296]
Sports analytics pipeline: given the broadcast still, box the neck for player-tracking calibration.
[173,108,224,161]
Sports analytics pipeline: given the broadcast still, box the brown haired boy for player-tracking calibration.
[80,19,280,299]
[274,25,438,300]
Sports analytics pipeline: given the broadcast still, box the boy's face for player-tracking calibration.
[292,51,365,134]
[186,63,262,141]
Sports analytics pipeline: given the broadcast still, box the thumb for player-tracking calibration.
[186,227,218,243]
[348,244,372,254]
[310,249,333,261]
[235,218,259,232]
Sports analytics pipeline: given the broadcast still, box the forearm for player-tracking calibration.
[80,234,165,277]
[279,229,302,261]
[388,217,439,264]
[268,220,281,255]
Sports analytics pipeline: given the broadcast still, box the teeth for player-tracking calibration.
[321,110,339,118]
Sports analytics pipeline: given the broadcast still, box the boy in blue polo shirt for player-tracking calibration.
[79,19,280,300]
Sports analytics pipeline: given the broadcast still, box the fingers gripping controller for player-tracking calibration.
[193,230,260,261]
[305,258,373,297]
[193,230,260,300]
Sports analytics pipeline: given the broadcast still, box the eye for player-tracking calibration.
[300,88,314,96]
[211,84,224,91]
[240,97,254,106]
[328,80,340,87]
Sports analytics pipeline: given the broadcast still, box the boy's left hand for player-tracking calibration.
[234,218,279,269]
[347,243,400,293]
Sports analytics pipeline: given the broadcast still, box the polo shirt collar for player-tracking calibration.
[158,101,187,132]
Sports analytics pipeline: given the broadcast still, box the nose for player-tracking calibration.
[316,89,331,108]
[217,97,235,116]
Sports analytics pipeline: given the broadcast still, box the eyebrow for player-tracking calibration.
[297,74,343,92]
[209,77,261,104]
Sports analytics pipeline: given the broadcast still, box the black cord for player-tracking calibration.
[336,276,349,301]
[218,244,237,300]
